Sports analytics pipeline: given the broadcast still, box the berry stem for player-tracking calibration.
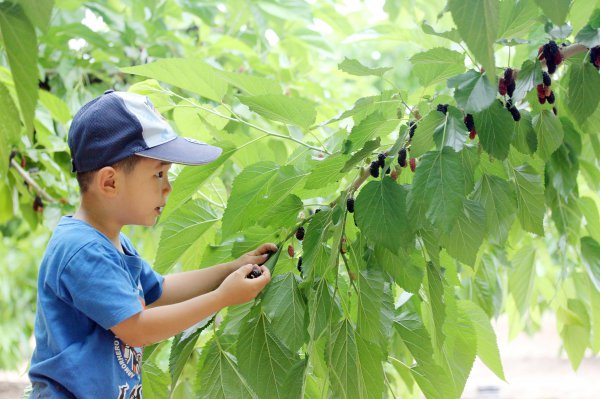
[9,157,57,203]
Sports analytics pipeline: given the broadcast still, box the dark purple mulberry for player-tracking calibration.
[346,198,355,213]
[398,147,407,167]
[295,226,305,240]
[369,161,380,178]
[436,104,448,115]
[509,106,521,122]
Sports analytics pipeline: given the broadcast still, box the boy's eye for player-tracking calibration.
[156,171,164,179]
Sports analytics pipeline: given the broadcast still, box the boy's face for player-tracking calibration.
[117,157,172,226]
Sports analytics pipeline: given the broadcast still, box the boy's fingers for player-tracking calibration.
[238,264,255,276]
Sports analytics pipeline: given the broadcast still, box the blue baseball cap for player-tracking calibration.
[68,90,222,173]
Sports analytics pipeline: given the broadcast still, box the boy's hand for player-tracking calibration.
[231,243,278,269]
[216,264,271,307]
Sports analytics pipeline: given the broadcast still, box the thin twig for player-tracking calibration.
[9,158,57,203]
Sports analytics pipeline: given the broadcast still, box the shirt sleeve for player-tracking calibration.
[58,242,143,330]
[140,259,164,306]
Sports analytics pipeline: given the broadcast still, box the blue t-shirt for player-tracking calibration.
[29,216,164,399]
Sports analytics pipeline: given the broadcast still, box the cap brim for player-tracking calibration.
[135,137,222,165]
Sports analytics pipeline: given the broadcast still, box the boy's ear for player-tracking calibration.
[95,166,118,196]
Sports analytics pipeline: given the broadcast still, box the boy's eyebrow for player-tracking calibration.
[159,161,172,166]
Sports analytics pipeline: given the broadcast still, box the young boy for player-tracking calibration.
[28,90,274,398]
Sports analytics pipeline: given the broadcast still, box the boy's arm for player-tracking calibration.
[111,264,270,347]
[148,243,277,308]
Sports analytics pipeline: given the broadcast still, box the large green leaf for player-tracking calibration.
[512,164,545,235]
[575,24,600,47]
[508,245,536,315]
[237,310,300,399]
[512,59,542,103]
[238,94,317,128]
[458,300,505,380]
[0,82,20,178]
[303,211,333,279]
[355,178,412,253]
[261,273,307,352]
[444,303,477,397]
[559,299,590,370]
[343,112,399,153]
[0,3,38,135]
[426,261,447,350]
[304,153,349,190]
[374,245,424,293]
[338,57,391,77]
[534,0,572,25]
[169,318,213,393]
[533,110,564,161]
[474,100,514,160]
[433,107,469,152]
[327,319,383,399]
[217,71,281,95]
[497,0,539,39]
[308,278,339,339]
[512,111,537,155]
[121,58,227,102]
[160,142,234,221]
[472,175,517,244]
[154,200,220,273]
[408,147,466,233]
[410,111,445,158]
[411,48,465,88]
[448,0,498,76]
[448,70,496,113]
[356,269,394,348]
[566,61,600,125]
[142,362,170,399]
[19,0,53,32]
[196,338,257,399]
[581,237,600,292]
[440,200,486,267]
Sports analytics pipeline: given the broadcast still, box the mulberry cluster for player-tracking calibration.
[369,153,390,178]
[590,47,600,69]
[498,68,516,97]
[463,114,476,140]
[536,71,557,115]
[538,41,563,74]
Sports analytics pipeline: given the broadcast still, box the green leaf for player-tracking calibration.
[341,138,381,172]
[498,0,539,39]
[440,200,486,267]
[444,304,477,397]
[261,273,307,352]
[38,90,71,124]
[533,110,564,161]
[411,48,465,88]
[512,60,542,103]
[374,245,424,293]
[142,362,170,399]
[356,269,393,348]
[410,111,445,158]
[304,153,349,190]
[18,0,53,32]
[169,318,213,391]
[237,310,300,399]
[308,278,339,339]
[575,24,600,47]
[448,70,496,113]
[560,299,590,370]
[160,142,234,221]
[535,0,572,25]
[426,261,446,350]
[303,211,333,279]
[581,237,600,292]
[238,94,316,128]
[408,147,466,233]
[581,197,600,242]
[327,319,383,399]
[343,112,399,153]
[196,338,257,399]
[474,100,514,160]
[508,245,536,315]
[154,200,220,273]
[512,164,545,235]
[0,3,38,135]
[121,58,227,102]
[448,0,498,76]
[338,57,391,77]
[0,82,20,178]
[433,107,469,152]
[355,178,413,253]
[566,61,600,125]
[472,175,517,244]
[458,300,505,380]
[421,20,461,43]
[512,111,537,155]
[217,70,281,95]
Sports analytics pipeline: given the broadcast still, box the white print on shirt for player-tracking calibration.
[117,383,143,399]
[114,338,142,378]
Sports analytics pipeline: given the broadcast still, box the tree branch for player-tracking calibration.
[9,158,58,203]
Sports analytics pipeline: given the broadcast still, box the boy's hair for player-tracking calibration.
[76,155,143,193]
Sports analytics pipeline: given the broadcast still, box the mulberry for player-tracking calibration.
[498,78,507,96]
[246,265,263,279]
[288,244,295,257]
[398,147,407,167]
[297,256,303,273]
[377,153,386,168]
[369,161,380,178]
[591,47,600,69]
[408,121,417,138]
[33,196,44,213]
[542,72,551,87]
[463,114,475,131]
[509,106,521,122]
[346,198,355,213]
[436,104,448,115]
[469,129,477,140]
[542,41,562,74]
[295,226,305,240]
[547,91,555,104]
[409,158,416,172]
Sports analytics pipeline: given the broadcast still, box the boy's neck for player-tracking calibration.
[73,205,124,253]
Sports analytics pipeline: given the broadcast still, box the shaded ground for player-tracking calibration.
[2,315,599,398]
